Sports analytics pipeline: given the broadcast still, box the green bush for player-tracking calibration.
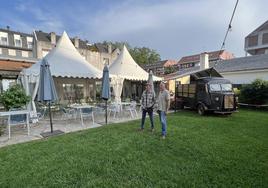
[239,79,268,105]
[0,84,31,110]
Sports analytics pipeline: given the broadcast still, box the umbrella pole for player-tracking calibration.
[48,102,53,133]
[105,100,108,125]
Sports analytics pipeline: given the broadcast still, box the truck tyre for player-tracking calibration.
[197,104,206,116]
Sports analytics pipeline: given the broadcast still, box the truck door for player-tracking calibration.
[196,84,208,107]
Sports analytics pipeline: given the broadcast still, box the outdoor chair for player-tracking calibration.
[93,106,106,117]
[7,108,29,139]
[80,107,94,126]
[108,103,121,119]
[29,112,40,125]
[125,101,138,118]
[61,107,76,121]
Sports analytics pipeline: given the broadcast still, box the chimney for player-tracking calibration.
[108,44,112,54]
[74,37,79,48]
[50,32,56,45]
[200,52,209,70]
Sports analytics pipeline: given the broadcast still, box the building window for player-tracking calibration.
[103,58,109,65]
[262,33,268,45]
[14,34,22,47]
[0,37,8,45]
[0,32,8,45]
[27,37,33,48]
[22,51,29,57]
[8,49,16,56]
[14,39,22,47]
[1,79,16,93]
[27,41,33,48]
[248,35,258,47]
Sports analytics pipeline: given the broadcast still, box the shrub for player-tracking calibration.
[0,84,31,110]
[239,79,268,105]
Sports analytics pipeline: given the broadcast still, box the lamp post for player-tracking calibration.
[174,80,179,113]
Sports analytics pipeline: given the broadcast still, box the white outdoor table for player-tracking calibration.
[70,105,94,126]
[0,110,30,139]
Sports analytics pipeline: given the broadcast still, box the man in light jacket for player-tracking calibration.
[157,82,170,139]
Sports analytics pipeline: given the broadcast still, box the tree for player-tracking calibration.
[100,41,161,65]
[164,66,177,74]
[129,47,161,65]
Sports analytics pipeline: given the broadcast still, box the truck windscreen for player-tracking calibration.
[221,84,232,91]
[209,84,221,92]
[209,84,232,92]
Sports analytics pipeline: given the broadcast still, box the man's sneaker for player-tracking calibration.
[138,128,144,132]
[151,128,155,132]
[161,135,166,139]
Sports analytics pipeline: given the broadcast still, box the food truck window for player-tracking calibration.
[209,84,221,92]
[221,84,232,91]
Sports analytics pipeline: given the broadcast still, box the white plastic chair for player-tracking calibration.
[108,103,121,119]
[61,107,76,121]
[8,109,29,139]
[125,101,138,118]
[80,107,94,126]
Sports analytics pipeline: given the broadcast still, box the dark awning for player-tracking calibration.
[190,67,222,81]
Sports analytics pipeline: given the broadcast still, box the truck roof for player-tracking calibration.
[195,77,232,84]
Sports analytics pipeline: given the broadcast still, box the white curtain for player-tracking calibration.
[111,76,124,104]
[19,71,40,114]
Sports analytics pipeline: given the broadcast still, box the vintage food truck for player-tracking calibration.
[175,68,238,115]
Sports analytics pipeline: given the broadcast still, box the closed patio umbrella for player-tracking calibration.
[37,58,63,137]
[101,65,110,125]
[148,70,155,92]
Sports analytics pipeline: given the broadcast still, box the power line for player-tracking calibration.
[214,0,239,67]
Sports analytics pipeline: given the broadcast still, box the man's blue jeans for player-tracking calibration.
[141,109,154,129]
[159,111,167,136]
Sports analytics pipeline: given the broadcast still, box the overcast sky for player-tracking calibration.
[0,0,267,60]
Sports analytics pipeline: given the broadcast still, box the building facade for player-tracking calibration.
[142,60,177,76]
[33,30,120,70]
[177,50,234,69]
[0,55,37,93]
[245,20,268,56]
[0,27,37,93]
[0,27,34,59]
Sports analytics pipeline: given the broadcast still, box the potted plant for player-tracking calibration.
[0,84,31,110]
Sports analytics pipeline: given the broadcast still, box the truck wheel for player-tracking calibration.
[197,104,206,116]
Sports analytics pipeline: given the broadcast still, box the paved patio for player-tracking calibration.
[0,111,143,148]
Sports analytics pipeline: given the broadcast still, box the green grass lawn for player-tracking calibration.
[0,109,267,188]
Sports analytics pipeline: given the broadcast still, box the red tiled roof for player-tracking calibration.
[163,60,177,67]
[178,50,234,64]
[0,60,34,72]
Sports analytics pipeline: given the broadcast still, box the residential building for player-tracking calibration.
[215,54,268,84]
[142,60,177,76]
[0,26,37,93]
[33,30,120,70]
[0,26,34,59]
[165,53,268,92]
[0,55,37,93]
[177,50,234,69]
[245,20,268,55]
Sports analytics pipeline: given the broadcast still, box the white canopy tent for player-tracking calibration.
[20,31,102,113]
[109,45,162,103]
